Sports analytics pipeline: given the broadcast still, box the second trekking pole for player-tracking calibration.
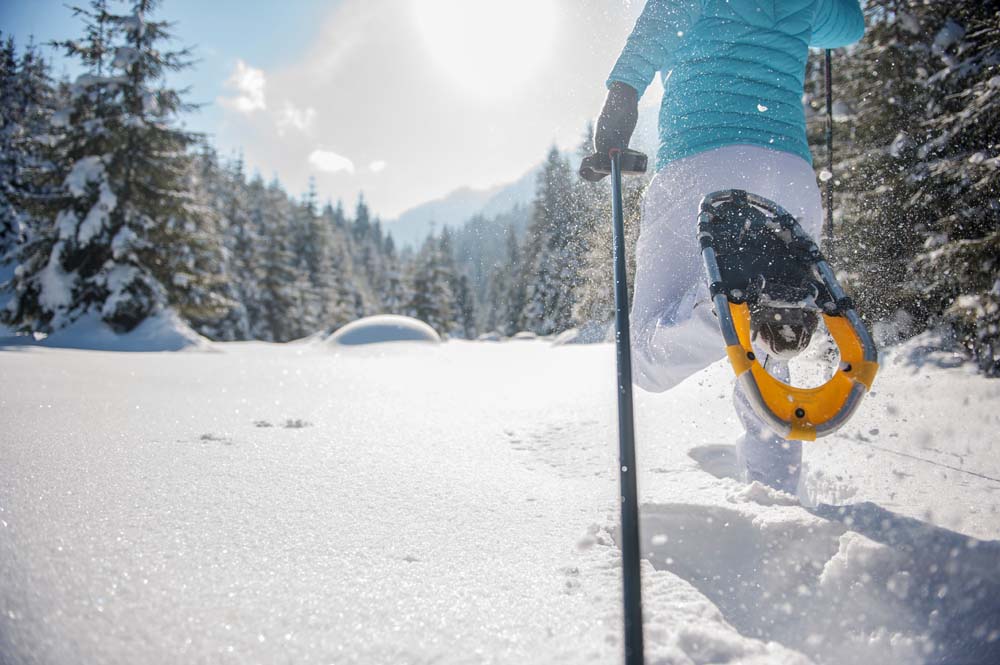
[609,147,645,665]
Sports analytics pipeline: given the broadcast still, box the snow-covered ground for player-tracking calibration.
[1,333,998,664]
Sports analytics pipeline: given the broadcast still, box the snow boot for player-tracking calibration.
[748,275,821,360]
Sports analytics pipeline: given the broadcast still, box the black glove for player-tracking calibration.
[580,81,639,182]
[594,81,639,156]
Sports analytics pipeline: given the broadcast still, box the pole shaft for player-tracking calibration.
[824,48,835,256]
[610,151,644,665]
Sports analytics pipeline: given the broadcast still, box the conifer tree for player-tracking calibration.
[378,233,409,316]
[439,227,475,338]
[1,37,59,280]
[250,177,298,341]
[907,3,1000,373]
[810,1,999,373]
[816,1,938,326]
[0,36,19,258]
[205,150,254,339]
[521,147,580,334]
[407,231,455,335]
[320,202,362,329]
[484,226,517,335]
[4,0,231,334]
[571,124,615,326]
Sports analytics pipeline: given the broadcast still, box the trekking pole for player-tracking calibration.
[578,146,648,664]
[608,147,648,665]
[824,48,835,256]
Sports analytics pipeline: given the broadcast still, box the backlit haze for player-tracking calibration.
[2,0,658,221]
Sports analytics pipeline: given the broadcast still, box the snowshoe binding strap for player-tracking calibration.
[698,190,879,441]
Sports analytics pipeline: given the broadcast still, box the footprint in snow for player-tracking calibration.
[687,444,740,481]
[624,501,1000,665]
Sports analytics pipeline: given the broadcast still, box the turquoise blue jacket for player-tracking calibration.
[608,0,865,169]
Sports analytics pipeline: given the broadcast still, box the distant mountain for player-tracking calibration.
[384,102,658,249]
[385,166,539,248]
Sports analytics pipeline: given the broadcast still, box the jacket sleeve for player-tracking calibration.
[810,0,865,48]
[607,0,702,95]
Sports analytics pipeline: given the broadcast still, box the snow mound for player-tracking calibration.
[0,309,209,352]
[727,480,800,506]
[328,315,441,346]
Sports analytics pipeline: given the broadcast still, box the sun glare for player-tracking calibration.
[411,0,558,97]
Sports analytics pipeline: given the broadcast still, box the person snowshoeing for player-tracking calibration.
[584,0,865,493]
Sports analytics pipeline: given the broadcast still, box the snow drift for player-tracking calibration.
[0,309,209,352]
[328,315,441,345]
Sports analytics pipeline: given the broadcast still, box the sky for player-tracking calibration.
[1,0,656,220]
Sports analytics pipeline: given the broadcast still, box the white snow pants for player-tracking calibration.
[630,144,824,493]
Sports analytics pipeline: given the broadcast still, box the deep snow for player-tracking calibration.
[1,334,998,664]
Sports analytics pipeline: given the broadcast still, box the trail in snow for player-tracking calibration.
[1,334,998,665]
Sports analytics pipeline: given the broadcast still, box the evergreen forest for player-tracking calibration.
[1,1,997,374]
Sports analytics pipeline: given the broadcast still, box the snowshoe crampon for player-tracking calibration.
[698,190,878,441]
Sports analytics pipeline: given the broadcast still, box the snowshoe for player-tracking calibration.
[697,189,878,441]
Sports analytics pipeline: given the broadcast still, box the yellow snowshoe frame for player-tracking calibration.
[699,190,879,441]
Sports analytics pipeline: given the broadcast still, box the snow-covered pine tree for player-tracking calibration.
[4,0,231,334]
[3,5,114,333]
[288,177,333,334]
[907,4,1000,375]
[439,227,475,338]
[483,226,513,335]
[480,226,525,336]
[545,123,646,335]
[188,146,248,340]
[343,193,382,318]
[1,35,58,322]
[449,204,531,335]
[353,192,371,240]
[520,146,581,335]
[320,201,362,329]
[817,1,939,330]
[248,176,299,341]
[0,35,34,262]
[406,231,455,336]
[812,2,999,373]
[0,36,17,257]
[453,273,476,339]
[571,124,615,327]
[378,232,409,317]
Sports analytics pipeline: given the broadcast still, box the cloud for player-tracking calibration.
[219,59,266,113]
[277,102,317,134]
[369,160,387,173]
[309,149,355,174]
